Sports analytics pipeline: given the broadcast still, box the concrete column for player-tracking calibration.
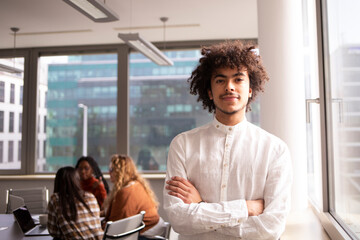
[257,0,308,211]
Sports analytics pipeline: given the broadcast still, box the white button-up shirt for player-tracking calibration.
[163,118,292,240]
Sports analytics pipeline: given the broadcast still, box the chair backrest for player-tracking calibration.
[163,222,171,240]
[6,187,49,214]
[103,211,146,240]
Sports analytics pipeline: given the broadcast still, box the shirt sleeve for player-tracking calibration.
[217,145,293,239]
[163,135,249,235]
[93,181,107,208]
[47,196,62,238]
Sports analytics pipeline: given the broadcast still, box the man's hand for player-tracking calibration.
[246,199,264,216]
[166,176,202,204]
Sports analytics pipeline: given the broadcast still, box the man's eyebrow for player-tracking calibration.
[213,72,246,78]
[233,72,246,77]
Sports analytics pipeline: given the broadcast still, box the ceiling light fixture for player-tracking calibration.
[118,32,173,66]
[118,17,173,66]
[0,27,22,74]
[63,0,119,22]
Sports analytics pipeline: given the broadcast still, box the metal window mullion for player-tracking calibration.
[25,49,40,174]
[117,44,130,154]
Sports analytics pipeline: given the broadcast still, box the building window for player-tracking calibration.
[10,84,15,104]
[20,86,23,105]
[9,112,14,132]
[0,82,4,102]
[0,111,3,132]
[18,140,21,162]
[43,116,46,133]
[19,113,22,133]
[0,141,3,163]
[8,141,13,162]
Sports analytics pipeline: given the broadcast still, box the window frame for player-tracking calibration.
[310,0,359,239]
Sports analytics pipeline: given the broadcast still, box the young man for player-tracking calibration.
[163,41,292,240]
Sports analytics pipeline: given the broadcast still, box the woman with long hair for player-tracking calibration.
[103,154,165,239]
[75,156,109,208]
[47,166,103,239]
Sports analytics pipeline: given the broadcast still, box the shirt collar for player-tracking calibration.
[212,116,247,134]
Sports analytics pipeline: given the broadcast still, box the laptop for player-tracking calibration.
[12,206,50,236]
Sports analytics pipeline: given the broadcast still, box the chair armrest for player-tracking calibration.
[104,221,145,239]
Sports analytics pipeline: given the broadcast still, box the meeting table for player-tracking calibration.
[0,214,52,240]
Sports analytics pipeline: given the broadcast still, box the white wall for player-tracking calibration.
[257,0,308,211]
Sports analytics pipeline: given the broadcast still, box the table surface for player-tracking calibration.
[0,214,52,240]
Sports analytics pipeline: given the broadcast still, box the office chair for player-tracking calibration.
[6,187,49,214]
[103,211,146,240]
[146,221,172,240]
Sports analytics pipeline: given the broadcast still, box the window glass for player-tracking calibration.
[0,141,3,163]
[8,141,13,162]
[129,49,260,172]
[0,111,3,132]
[303,0,323,209]
[0,57,23,169]
[10,84,15,103]
[0,82,4,102]
[325,0,360,237]
[37,54,117,172]
[9,112,14,132]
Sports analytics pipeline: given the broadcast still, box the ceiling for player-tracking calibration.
[0,0,258,49]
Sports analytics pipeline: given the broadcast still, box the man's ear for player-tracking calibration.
[208,89,213,100]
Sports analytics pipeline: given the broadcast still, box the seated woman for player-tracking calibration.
[47,166,103,240]
[75,156,109,208]
[103,154,166,239]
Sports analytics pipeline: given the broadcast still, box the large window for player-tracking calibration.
[0,57,23,170]
[37,54,118,172]
[324,0,360,238]
[0,41,260,174]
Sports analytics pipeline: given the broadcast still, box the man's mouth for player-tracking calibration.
[220,94,240,100]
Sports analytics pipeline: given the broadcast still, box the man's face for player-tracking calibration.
[208,67,252,121]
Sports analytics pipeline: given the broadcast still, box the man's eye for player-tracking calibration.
[215,79,224,84]
[235,78,243,82]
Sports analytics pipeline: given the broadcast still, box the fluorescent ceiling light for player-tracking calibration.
[0,63,23,74]
[63,0,119,22]
[118,33,173,66]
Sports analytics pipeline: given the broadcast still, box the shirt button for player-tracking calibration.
[225,144,229,147]
[224,163,228,167]
[222,185,226,188]
[210,226,213,229]
[229,127,232,131]
[216,125,219,128]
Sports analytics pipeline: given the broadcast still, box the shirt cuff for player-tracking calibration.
[225,199,248,226]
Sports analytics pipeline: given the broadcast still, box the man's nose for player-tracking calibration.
[225,81,235,92]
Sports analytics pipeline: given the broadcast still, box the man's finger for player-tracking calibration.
[166,183,189,196]
[167,179,189,191]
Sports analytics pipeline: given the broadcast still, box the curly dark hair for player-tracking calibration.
[76,156,110,193]
[188,40,269,112]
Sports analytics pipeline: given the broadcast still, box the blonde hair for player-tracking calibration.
[103,154,158,210]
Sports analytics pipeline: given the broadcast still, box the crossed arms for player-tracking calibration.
[166,176,265,217]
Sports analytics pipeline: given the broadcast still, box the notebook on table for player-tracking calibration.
[12,206,50,236]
